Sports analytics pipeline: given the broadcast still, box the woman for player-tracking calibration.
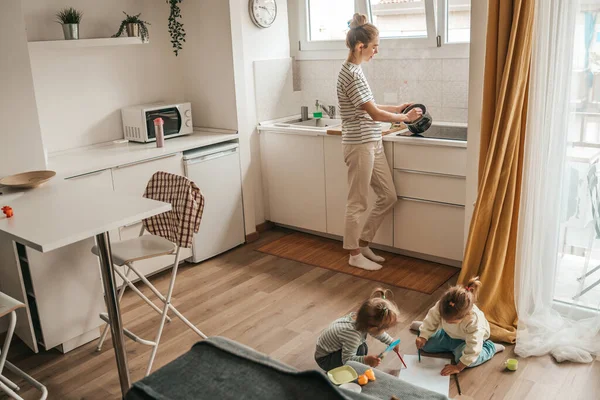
[338,13,422,271]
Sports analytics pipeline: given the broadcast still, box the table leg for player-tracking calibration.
[95,232,131,396]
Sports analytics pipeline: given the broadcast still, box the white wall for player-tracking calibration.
[230,0,293,227]
[180,1,237,130]
[296,58,469,124]
[0,0,47,178]
[464,0,488,245]
[23,0,184,153]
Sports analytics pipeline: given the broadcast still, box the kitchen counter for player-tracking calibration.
[258,117,467,148]
[48,128,239,178]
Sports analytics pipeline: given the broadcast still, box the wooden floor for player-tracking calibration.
[2,229,599,399]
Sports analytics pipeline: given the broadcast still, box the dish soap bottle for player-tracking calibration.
[313,100,323,119]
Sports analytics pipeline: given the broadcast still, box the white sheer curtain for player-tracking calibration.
[515,0,600,362]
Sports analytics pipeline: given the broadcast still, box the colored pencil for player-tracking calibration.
[394,349,408,369]
[454,373,462,395]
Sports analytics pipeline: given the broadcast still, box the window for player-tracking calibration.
[445,0,471,43]
[369,0,429,39]
[308,0,354,41]
[296,0,469,52]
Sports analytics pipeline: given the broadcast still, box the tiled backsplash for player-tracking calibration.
[295,58,469,123]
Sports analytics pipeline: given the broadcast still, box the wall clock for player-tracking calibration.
[249,0,277,28]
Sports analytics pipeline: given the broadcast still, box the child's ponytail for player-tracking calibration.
[370,288,394,301]
[464,276,482,300]
[438,277,482,321]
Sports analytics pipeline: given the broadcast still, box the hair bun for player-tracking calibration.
[349,13,368,29]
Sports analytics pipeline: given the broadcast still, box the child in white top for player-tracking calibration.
[412,277,505,376]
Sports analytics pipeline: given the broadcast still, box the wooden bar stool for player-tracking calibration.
[0,292,48,399]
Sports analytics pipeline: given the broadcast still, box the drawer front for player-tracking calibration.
[394,143,467,177]
[394,170,466,205]
[112,153,184,196]
[66,169,114,191]
[394,198,465,261]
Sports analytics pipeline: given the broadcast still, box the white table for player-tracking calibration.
[0,179,171,396]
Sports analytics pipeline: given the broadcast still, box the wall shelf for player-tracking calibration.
[28,37,148,51]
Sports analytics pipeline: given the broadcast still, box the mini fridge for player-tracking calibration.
[183,141,245,263]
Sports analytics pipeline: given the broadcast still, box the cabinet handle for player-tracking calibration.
[395,169,465,179]
[115,153,180,169]
[66,169,107,180]
[397,196,465,209]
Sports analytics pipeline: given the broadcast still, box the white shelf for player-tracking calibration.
[28,37,147,51]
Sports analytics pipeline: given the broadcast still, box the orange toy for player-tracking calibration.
[357,374,369,386]
[1,206,13,218]
[365,369,376,381]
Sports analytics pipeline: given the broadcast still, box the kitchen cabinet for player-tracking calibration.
[262,132,327,232]
[111,152,189,282]
[0,169,114,353]
[393,142,467,262]
[394,142,467,176]
[394,197,465,261]
[324,136,393,246]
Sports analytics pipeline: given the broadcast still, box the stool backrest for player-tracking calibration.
[142,171,204,248]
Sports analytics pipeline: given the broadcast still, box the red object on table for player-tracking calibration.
[1,206,14,218]
[394,349,408,369]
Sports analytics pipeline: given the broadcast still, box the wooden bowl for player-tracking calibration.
[0,170,56,189]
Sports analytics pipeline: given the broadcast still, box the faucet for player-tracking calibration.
[317,101,336,118]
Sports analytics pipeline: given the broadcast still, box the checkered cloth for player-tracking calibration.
[142,171,204,249]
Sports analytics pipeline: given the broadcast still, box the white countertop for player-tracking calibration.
[0,179,170,252]
[258,117,467,148]
[48,128,239,178]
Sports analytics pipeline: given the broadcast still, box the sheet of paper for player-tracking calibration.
[396,355,450,396]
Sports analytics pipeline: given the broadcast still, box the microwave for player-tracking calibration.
[121,102,193,143]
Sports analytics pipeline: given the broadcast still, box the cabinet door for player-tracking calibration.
[394,198,465,261]
[111,153,186,280]
[263,133,327,232]
[26,239,105,350]
[324,137,394,246]
[66,169,119,240]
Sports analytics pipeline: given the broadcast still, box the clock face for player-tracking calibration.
[249,0,277,28]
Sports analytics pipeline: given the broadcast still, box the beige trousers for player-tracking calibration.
[343,140,397,250]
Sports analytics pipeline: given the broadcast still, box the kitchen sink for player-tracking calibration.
[274,117,342,129]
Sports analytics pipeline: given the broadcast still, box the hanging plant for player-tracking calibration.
[167,0,185,56]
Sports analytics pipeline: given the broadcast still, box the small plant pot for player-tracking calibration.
[126,23,140,37]
[62,23,79,40]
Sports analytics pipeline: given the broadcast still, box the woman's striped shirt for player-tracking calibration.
[337,62,382,145]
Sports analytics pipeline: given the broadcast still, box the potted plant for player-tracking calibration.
[113,12,150,42]
[55,7,83,40]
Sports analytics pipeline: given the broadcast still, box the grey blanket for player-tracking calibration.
[126,337,449,400]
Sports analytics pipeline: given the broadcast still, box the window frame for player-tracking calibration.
[294,0,470,57]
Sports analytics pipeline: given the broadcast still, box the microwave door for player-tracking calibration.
[145,107,182,140]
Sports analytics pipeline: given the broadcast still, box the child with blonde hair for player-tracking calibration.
[315,288,401,371]
[412,277,505,376]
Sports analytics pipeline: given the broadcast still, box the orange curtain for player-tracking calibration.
[458,0,534,343]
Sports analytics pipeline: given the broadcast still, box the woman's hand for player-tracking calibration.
[415,337,427,349]
[364,355,382,367]
[397,103,413,113]
[440,363,465,376]
[403,107,423,123]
